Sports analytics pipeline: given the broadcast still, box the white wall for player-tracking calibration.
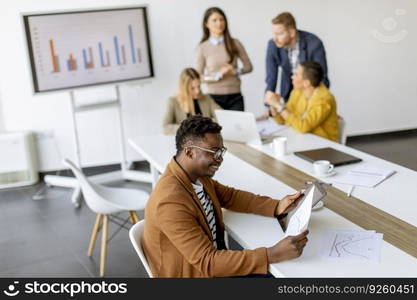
[0,82,4,132]
[0,0,416,171]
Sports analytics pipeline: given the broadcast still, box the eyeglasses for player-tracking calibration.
[188,145,227,160]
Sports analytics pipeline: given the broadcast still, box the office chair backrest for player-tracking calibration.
[338,116,347,145]
[129,220,153,278]
[62,158,121,214]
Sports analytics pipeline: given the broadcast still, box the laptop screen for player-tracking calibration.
[214,110,262,145]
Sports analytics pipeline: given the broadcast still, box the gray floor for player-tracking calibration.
[0,130,416,278]
[347,129,417,171]
[0,172,152,278]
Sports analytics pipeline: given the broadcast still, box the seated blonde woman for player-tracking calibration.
[265,61,339,142]
[163,68,222,135]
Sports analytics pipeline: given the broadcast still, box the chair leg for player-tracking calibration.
[88,214,102,257]
[129,211,139,224]
[100,215,109,277]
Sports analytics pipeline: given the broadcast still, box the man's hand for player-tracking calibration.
[266,230,309,263]
[276,191,303,216]
[264,91,281,109]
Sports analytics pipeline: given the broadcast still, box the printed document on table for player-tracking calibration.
[320,229,383,263]
[349,162,396,178]
[331,162,396,188]
[284,185,314,237]
[256,119,286,136]
[332,173,384,188]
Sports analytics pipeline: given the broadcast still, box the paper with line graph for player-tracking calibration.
[321,229,383,263]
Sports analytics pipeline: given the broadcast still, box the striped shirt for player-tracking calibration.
[192,180,217,248]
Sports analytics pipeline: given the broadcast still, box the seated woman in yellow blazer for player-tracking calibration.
[265,61,339,142]
[163,68,222,135]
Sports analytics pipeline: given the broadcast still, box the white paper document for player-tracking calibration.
[320,229,383,263]
[349,163,396,178]
[284,186,314,237]
[332,162,396,188]
[256,119,286,136]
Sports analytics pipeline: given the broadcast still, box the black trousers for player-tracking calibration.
[210,93,244,111]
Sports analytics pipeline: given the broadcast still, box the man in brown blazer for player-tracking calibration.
[143,115,309,277]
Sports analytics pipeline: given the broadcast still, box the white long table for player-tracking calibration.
[252,127,417,228]
[128,132,417,277]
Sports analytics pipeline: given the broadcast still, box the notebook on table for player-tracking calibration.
[294,147,362,167]
[333,162,396,188]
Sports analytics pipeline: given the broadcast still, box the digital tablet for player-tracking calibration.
[280,182,327,234]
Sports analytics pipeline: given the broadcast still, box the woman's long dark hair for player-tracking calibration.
[200,7,237,64]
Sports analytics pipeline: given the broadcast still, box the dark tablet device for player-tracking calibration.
[294,147,362,167]
[278,182,327,232]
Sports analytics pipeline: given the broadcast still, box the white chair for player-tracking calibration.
[62,158,148,277]
[338,115,347,145]
[129,220,230,278]
[129,220,153,278]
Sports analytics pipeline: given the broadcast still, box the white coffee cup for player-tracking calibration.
[273,136,287,156]
[313,160,334,175]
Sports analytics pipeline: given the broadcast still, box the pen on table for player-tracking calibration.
[347,186,354,197]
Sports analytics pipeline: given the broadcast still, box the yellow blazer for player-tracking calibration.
[273,84,339,142]
[142,158,279,277]
[162,95,222,135]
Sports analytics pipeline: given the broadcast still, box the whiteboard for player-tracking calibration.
[23,7,154,93]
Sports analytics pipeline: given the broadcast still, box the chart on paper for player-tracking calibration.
[321,229,383,263]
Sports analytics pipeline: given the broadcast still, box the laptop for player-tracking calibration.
[294,147,362,167]
[214,110,274,145]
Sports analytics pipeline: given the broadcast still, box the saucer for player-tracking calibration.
[315,170,337,178]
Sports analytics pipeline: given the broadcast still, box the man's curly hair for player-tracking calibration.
[175,115,222,156]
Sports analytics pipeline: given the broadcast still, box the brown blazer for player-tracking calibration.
[142,158,280,277]
[162,94,222,135]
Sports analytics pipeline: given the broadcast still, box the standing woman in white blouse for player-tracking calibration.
[196,7,253,111]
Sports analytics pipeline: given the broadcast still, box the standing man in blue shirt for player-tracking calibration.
[264,12,330,109]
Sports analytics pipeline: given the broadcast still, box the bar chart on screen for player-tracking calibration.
[46,25,143,72]
[24,7,153,92]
